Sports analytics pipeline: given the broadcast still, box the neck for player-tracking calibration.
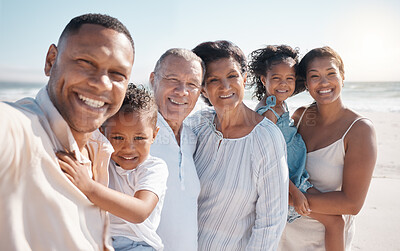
[214,103,250,132]
[315,97,345,124]
[164,117,183,145]
[71,129,92,153]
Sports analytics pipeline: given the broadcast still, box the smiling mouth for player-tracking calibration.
[120,156,136,160]
[318,89,333,94]
[169,98,186,105]
[78,94,105,108]
[276,90,288,93]
[220,93,234,98]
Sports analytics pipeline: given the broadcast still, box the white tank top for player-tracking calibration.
[278,108,365,251]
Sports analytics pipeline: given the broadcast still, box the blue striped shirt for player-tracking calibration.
[186,108,289,251]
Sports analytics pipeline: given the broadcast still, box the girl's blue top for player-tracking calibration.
[256,96,312,193]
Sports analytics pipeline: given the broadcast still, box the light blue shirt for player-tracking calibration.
[150,113,200,251]
[186,107,289,251]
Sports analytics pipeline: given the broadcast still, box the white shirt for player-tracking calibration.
[150,113,200,251]
[186,108,289,251]
[108,156,168,250]
[0,87,114,251]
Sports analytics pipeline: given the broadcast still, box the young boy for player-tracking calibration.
[58,84,168,251]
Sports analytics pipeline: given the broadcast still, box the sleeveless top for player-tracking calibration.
[256,96,311,192]
[279,106,365,251]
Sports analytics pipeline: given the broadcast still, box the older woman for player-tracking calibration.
[278,47,377,250]
[186,40,288,250]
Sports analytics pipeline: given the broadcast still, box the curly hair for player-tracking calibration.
[117,83,158,129]
[192,40,247,106]
[248,45,304,101]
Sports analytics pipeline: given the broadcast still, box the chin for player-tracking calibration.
[69,121,103,134]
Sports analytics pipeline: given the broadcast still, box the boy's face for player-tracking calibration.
[102,111,159,170]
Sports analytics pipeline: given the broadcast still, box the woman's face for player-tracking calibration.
[261,61,296,105]
[202,57,246,112]
[306,57,344,105]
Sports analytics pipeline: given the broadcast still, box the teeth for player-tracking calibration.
[220,93,233,98]
[121,156,135,160]
[319,89,332,94]
[78,94,105,108]
[170,98,185,105]
[276,90,288,93]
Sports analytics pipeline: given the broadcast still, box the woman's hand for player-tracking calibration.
[56,151,95,195]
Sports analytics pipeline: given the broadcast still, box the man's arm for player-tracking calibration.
[57,151,159,223]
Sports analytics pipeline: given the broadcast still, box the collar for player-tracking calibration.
[36,87,90,164]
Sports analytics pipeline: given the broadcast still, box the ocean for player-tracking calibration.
[1,81,400,113]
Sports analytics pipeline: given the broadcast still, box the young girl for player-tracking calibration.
[248,45,344,251]
[57,84,168,251]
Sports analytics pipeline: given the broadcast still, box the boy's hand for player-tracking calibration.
[56,151,95,195]
[292,189,311,216]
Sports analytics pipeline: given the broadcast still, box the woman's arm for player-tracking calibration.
[305,119,377,215]
[57,152,159,223]
[246,129,288,250]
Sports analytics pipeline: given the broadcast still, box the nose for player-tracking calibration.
[88,70,113,92]
[320,75,329,85]
[174,82,189,96]
[280,79,288,86]
[122,138,135,150]
[220,78,230,90]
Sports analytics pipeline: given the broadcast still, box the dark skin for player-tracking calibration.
[291,57,377,216]
[45,24,134,152]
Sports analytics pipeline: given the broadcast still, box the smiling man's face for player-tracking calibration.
[45,23,134,134]
[150,55,202,126]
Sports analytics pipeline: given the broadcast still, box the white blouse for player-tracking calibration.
[186,107,289,251]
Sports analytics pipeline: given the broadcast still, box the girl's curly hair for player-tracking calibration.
[248,45,305,101]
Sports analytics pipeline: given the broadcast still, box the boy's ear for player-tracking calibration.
[152,126,160,142]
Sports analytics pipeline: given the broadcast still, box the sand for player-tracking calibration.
[351,111,400,250]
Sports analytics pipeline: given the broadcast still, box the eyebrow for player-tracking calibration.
[206,70,238,78]
[308,67,336,73]
[271,73,295,76]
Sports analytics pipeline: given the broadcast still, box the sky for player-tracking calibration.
[0,0,399,84]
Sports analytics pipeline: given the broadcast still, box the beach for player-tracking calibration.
[351,111,400,251]
[1,82,400,250]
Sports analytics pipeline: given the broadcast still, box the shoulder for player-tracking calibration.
[344,110,376,141]
[142,155,168,171]
[292,104,312,125]
[254,96,267,111]
[186,107,215,123]
[263,110,278,124]
[254,118,286,147]
[0,101,40,134]
[184,107,215,134]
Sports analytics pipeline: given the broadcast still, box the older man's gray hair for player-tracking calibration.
[153,48,206,79]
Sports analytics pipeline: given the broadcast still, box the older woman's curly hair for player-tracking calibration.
[248,45,305,101]
[117,83,158,128]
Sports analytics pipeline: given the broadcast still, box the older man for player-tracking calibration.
[149,49,204,251]
[0,14,134,250]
